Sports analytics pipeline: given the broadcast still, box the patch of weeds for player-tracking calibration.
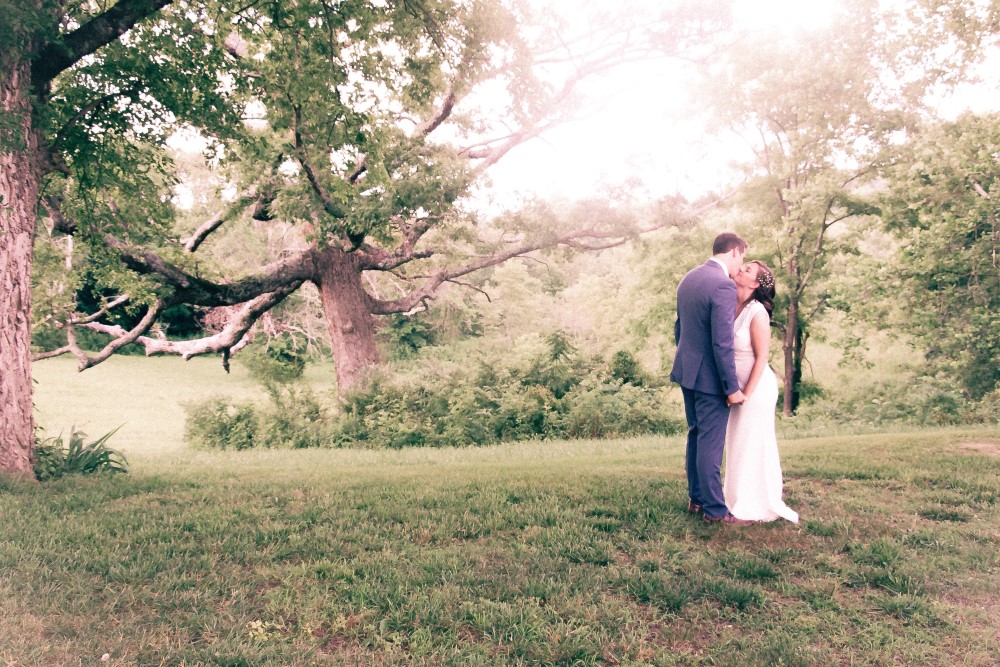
[733,558,780,582]
[620,572,698,612]
[734,632,823,667]
[535,622,603,665]
[871,593,936,624]
[636,554,660,572]
[705,580,764,611]
[718,551,780,581]
[842,469,888,481]
[32,426,128,481]
[520,576,566,604]
[903,530,956,552]
[847,539,902,568]
[759,548,799,564]
[588,517,624,533]
[794,581,841,612]
[914,477,999,507]
[804,520,847,537]
[918,507,972,522]
[542,526,614,566]
[850,568,926,596]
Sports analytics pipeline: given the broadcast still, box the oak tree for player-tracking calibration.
[4,0,725,475]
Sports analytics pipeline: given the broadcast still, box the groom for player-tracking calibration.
[670,232,750,525]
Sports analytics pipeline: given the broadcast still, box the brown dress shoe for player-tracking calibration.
[703,512,754,526]
[687,500,703,514]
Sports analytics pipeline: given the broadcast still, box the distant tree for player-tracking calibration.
[693,0,995,415]
[879,113,1000,397]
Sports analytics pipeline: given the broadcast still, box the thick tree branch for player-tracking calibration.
[55,299,165,371]
[415,85,457,137]
[77,294,132,323]
[366,193,723,315]
[292,104,350,222]
[80,284,302,369]
[42,196,76,234]
[106,235,315,305]
[32,0,175,89]
[182,209,227,252]
[43,195,314,307]
[357,215,440,270]
[367,228,622,315]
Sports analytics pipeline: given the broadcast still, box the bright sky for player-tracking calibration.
[170,0,1000,210]
[482,0,845,203]
[484,0,1000,203]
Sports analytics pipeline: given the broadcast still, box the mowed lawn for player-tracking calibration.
[3,356,998,665]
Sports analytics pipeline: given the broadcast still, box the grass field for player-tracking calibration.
[6,356,999,665]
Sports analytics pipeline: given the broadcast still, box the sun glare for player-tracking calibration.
[733,0,841,34]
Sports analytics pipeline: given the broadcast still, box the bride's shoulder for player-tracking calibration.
[750,300,770,320]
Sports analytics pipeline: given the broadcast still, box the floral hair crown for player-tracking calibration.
[757,270,774,290]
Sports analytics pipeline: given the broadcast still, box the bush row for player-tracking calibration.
[185,335,684,450]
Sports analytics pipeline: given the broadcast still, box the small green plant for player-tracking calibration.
[32,427,129,481]
[382,313,437,359]
[184,386,335,450]
[184,397,260,450]
[242,335,308,384]
[609,350,649,386]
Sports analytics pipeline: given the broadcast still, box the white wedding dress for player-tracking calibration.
[723,301,799,523]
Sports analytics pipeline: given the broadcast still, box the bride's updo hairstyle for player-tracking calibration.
[750,261,776,318]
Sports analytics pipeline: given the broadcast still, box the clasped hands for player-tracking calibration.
[726,390,746,407]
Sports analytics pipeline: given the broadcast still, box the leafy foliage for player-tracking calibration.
[879,114,1000,397]
[381,314,437,360]
[241,335,308,384]
[185,383,333,451]
[184,332,682,450]
[184,398,260,451]
[32,427,129,481]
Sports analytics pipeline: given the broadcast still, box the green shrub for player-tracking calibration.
[331,335,683,448]
[562,378,679,439]
[185,332,683,450]
[258,384,334,449]
[609,350,649,386]
[185,397,260,450]
[185,385,336,450]
[32,427,129,481]
[801,371,990,427]
[382,313,437,359]
[241,335,308,384]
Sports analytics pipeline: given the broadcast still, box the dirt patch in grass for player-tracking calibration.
[940,590,1000,647]
[957,441,1000,457]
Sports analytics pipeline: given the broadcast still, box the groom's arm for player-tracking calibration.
[709,280,741,397]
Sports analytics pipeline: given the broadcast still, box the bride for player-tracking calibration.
[723,260,798,524]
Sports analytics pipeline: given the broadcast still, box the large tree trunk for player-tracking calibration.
[314,247,380,395]
[0,57,40,478]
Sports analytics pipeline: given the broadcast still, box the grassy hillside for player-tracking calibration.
[32,356,338,463]
[3,429,999,665]
[12,357,1000,665]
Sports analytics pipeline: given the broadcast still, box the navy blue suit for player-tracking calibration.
[670,260,740,519]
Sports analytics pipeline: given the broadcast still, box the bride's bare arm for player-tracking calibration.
[743,310,772,398]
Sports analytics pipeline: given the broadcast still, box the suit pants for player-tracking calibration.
[682,386,729,519]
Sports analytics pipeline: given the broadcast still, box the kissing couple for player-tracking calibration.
[671,232,798,526]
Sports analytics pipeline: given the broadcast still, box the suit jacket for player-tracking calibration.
[669,260,740,396]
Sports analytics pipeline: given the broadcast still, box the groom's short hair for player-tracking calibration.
[712,232,746,255]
